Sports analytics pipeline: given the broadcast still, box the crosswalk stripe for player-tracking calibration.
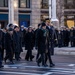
[4,65,75,71]
[43,72,53,75]
[2,63,75,75]
[68,64,75,66]
[0,71,40,75]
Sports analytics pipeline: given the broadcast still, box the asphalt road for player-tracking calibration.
[0,50,75,75]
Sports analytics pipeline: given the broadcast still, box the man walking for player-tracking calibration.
[0,29,4,68]
[45,18,56,67]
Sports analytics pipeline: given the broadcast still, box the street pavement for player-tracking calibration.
[0,48,75,75]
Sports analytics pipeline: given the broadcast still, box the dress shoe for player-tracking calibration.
[50,64,55,67]
[42,64,48,67]
[37,62,40,67]
[36,60,40,66]
[30,59,33,61]
[10,61,14,64]
[0,65,4,68]
[25,59,29,61]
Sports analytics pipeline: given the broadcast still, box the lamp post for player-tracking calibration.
[8,0,18,26]
[49,0,59,28]
[9,0,14,24]
[49,0,51,19]
[51,0,58,21]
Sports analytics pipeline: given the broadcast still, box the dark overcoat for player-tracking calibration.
[5,33,14,52]
[57,31,63,47]
[25,32,34,50]
[0,30,2,50]
[36,29,47,54]
[13,31,23,53]
[46,26,57,55]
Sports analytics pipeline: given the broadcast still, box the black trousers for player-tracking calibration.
[0,51,2,66]
[45,50,53,65]
[37,53,45,66]
[5,51,13,62]
[15,52,20,60]
[25,50,32,60]
[1,48,4,60]
[36,51,40,61]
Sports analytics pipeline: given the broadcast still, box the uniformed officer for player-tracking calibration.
[46,18,57,55]
[45,18,56,67]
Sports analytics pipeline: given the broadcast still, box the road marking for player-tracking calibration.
[4,65,51,69]
[43,72,53,75]
[3,63,75,75]
[0,71,40,75]
[68,64,75,66]
[4,65,75,71]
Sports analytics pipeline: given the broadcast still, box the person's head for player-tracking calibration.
[28,27,32,32]
[45,18,51,26]
[3,27,7,33]
[14,26,20,32]
[9,23,13,29]
[21,25,24,30]
[41,23,46,29]
[8,28,13,35]
[38,23,41,29]
[50,23,53,26]
[71,27,74,30]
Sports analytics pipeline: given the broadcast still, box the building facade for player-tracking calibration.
[0,0,75,28]
[57,0,75,28]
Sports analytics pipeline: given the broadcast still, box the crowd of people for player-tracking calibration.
[55,27,75,47]
[0,18,75,68]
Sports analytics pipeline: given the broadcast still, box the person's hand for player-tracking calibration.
[55,39,57,41]
[0,45,2,49]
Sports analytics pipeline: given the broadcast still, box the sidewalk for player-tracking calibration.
[22,47,75,56]
[54,47,75,55]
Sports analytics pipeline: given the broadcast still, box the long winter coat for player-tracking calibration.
[13,31,23,53]
[36,29,48,54]
[25,32,34,50]
[5,33,14,52]
[46,26,57,55]
[0,30,2,50]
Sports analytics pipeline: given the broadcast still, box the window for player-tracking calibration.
[4,0,8,7]
[41,0,49,9]
[64,0,75,9]
[64,15,75,28]
[0,0,8,7]
[19,0,30,8]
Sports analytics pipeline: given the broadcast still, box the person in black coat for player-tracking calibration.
[1,28,7,61]
[57,30,63,47]
[35,23,41,61]
[21,26,26,47]
[13,26,23,61]
[45,21,55,67]
[63,28,70,47]
[72,27,75,47]
[25,27,34,61]
[36,23,49,67]
[70,27,74,47]
[0,29,4,68]
[4,28,14,64]
[46,22,57,55]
